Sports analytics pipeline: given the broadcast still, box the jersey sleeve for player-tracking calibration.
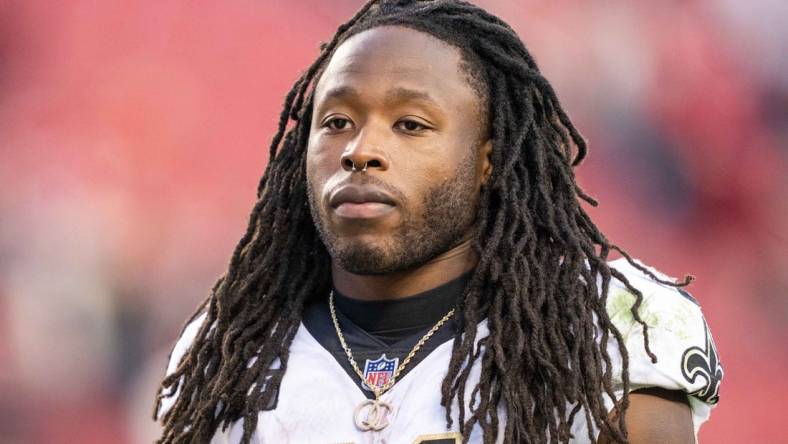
[156,312,207,421]
[602,258,723,438]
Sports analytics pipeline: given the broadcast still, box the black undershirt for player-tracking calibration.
[332,272,470,345]
[301,271,471,398]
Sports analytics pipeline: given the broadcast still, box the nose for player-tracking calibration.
[339,130,389,173]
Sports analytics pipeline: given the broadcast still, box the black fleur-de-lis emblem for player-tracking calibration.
[681,319,723,404]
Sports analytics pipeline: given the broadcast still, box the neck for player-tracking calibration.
[331,239,477,301]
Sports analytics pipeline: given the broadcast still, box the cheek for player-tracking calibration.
[414,136,475,183]
[306,137,334,190]
[305,132,321,178]
[399,136,458,178]
[450,127,487,184]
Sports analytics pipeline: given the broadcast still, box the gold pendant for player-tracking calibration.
[353,398,393,431]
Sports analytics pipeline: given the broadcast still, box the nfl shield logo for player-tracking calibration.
[363,354,399,391]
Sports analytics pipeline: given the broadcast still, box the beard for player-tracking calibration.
[307,154,479,275]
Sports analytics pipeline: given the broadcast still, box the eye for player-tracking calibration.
[394,118,430,133]
[322,116,353,132]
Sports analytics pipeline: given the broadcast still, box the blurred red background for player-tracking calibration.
[0,1,785,442]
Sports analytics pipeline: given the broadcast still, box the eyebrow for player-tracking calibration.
[321,85,361,103]
[383,87,441,109]
[319,86,442,109]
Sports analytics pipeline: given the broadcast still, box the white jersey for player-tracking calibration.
[158,258,722,443]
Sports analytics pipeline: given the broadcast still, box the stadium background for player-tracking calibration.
[0,1,785,442]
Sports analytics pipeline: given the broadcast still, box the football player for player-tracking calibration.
[155,1,723,443]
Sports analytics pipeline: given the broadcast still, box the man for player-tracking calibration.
[155,1,723,443]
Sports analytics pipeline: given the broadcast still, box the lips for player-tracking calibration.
[329,184,397,219]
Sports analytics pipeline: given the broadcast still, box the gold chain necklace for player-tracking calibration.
[328,291,455,432]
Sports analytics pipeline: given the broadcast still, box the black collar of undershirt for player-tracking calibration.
[300,271,472,398]
[332,271,471,344]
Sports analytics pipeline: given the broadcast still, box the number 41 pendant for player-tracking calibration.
[354,398,393,431]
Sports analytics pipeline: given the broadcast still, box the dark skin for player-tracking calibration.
[306,26,694,443]
[307,25,491,300]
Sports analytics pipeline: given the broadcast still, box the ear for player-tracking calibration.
[480,138,493,186]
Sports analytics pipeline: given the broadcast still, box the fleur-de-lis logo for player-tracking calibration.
[681,319,723,404]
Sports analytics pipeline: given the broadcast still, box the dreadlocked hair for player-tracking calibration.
[154,1,693,443]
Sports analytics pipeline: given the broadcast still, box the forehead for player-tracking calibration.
[313,26,477,109]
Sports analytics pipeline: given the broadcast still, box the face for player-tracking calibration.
[306,26,491,275]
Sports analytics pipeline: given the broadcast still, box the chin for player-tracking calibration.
[331,239,403,275]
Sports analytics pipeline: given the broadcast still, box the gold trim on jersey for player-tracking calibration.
[412,432,463,443]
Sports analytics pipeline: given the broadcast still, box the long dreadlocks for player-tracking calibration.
[154,1,691,442]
